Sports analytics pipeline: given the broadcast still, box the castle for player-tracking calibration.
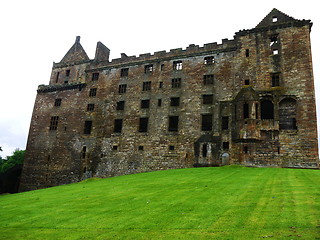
[20,9,319,191]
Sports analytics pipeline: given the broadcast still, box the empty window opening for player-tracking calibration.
[66,69,70,77]
[160,64,165,71]
[159,81,163,89]
[171,78,181,88]
[120,68,129,77]
[49,116,59,130]
[244,79,250,85]
[272,16,278,22]
[116,101,125,110]
[255,103,259,119]
[202,144,207,157]
[138,146,144,151]
[168,116,179,132]
[142,81,151,91]
[87,104,95,111]
[243,103,249,119]
[82,146,86,159]
[221,116,229,130]
[114,119,123,133]
[84,121,92,135]
[277,146,280,154]
[204,56,215,65]
[54,98,62,107]
[243,146,248,154]
[201,114,212,131]
[270,35,278,46]
[245,49,250,57]
[158,99,162,107]
[139,117,149,132]
[118,84,127,94]
[169,145,175,151]
[55,72,60,83]
[273,49,279,55]
[203,94,213,104]
[89,88,97,97]
[112,145,118,151]
[223,142,229,150]
[170,97,180,106]
[279,98,297,130]
[144,64,153,73]
[92,72,99,81]
[173,60,182,70]
[141,99,150,109]
[261,100,274,119]
[203,74,214,85]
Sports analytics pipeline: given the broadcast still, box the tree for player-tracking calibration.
[0,149,25,173]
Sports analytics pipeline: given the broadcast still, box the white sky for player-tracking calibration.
[0,0,319,158]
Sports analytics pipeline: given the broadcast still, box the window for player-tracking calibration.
[54,98,61,107]
[114,119,123,133]
[82,146,86,159]
[120,68,129,77]
[161,64,165,71]
[55,72,60,83]
[139,117,149,132]
[221,116,229,130]
[144,64,153,73]
[201,114,212,131]
[245,49,250,57]
[138,146,144,151]
[84,121,92,134]
[273,49,279,55]
[202,144,207,157]
[159,82,163,89]
[158,99,162,107]
[244,79,250,85]
[261,100,274,119]
[203,74,214,85]
[142,81,151,91]
[116,101,125,110]
[270,35,278,46]
[89,88,97,97]
[66,69,70,77]
[223,142,229,150]
[204,56,215,65]
[173,61,182,70]
[112,145,118,151]
[243,146,248,154]
[168,116,179,132]
[243,103,249,119]
[49,116,59,130]
[87,104,95,111]
[141,99,150,109]
[169,145,175,151]
[170,97,180,106]
[271,73,280,87]
[92,72,99,81]
[171,78,181,88]
[202,94,213,104]
[118,84,127,94]
[272,16,278,23]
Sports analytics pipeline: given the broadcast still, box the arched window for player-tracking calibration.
[279,98,297,130]
[261,100,274,119]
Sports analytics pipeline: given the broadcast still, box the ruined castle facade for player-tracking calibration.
[20,9,318,191]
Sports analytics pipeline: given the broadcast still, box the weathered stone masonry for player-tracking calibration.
[20,9,319,191]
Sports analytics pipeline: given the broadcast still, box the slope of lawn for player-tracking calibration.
[0,166,319,239]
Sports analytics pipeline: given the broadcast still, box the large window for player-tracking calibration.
[49,116,59,130]
[84,121,92,134]
[171,78,181,88]
[201,114,212,131]
[120,68,129,77]
[261,100,274,119]
[139,117,149,132]
[168,116,179,132]
[114,119,123,133]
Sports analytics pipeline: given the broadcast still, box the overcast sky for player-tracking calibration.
[0,0,319,158]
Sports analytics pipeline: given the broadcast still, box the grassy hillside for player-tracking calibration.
[0,166,319,239]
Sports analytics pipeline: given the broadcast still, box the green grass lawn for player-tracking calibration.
[0,166,319,239]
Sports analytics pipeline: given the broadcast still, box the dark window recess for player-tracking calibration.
[223,142,229,150]
[144,64,153,73]
[141,99,150,109]
[170,97,180,106]
[159,81,163,89]
[201,114,212,131]
[158,99,162,107]
[270,35,278,46]
[120,68,129,77]
[243,103,249,119]
[202,144,208,157]
[118,84,127,94]
[116,101,125,110]
[245,49,250,57]
[112,145,118,151]
[169,145,175,151]
[160,64,165,71]
[173,60,182,70]
[139,117,149,132]
[142,81,151,91]
[82,146,86,159]
[255,103,259,119]
[243,146,248,154]
[54,98,61,107]
[66,69,70,77]
[55,72,60,83]
[84,121,92,134]
[114,119,123,133]
[171,78,181,88]
[202,94,213,104]
[203,74,214,85]
[271,73,280,87]
[244,79,250,85]
[49,116,59,130]
[89,88,97,97]
[87,104,95,111]
[138,146,144,151]
[221,116,229,130]
[204,56,215,65]
[168,116,179,132]
[92,72,99,81]
[261,100,274,119]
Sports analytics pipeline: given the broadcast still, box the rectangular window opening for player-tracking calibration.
[203,74,214,85]
[142,81,151,91]
[173,61,182,70]
[204,56,215,65]
[144,64,153,73]
[170,97,180,106]
[92,72,99,81]
[171,78,181,88]
[245,49,250,57]
[244,79,250,85]
[120,68,129,77]
[49,116,59,131]
[141,99,150,109]
[223,142,229,150]
[54,98,62,107]
[139,117,149,132]
[66,69,70,77]
[221,116,229,130]
[201,114,212,131]
[55,72,60,83]
[243,103,249,119]
[112,145,118,151]
[159,81,163,89]
[89,88,97,97]
[87,104,95,111]
[168,116,179,132]
[138,146,144,151]
[84,121,92,135]
[202,94,213,104]
[118,84,127,94]
[271,73,280,87]
[116,101,125,110]
[114,119,123,133]
[169,145,175,151]
[158,99,162,107]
